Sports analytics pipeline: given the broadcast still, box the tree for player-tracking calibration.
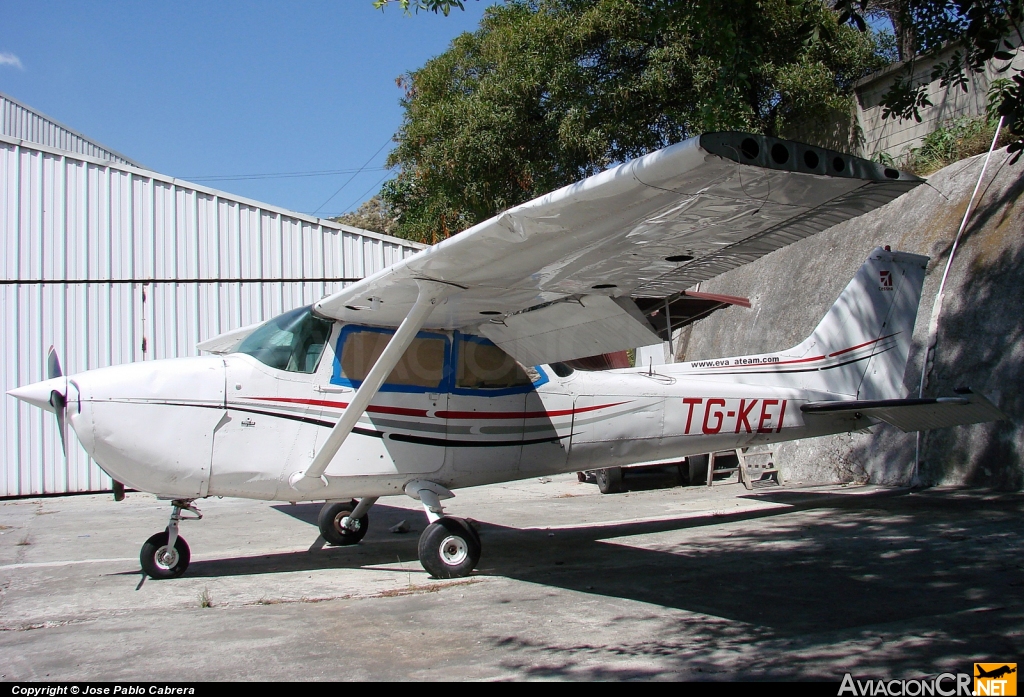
[382,0,891,244]
[331,195,400,236]
[835,0,1024,161]
[373,0,472,15]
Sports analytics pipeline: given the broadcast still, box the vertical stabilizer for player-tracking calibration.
[789,248,928,398]
[681,248,929,398]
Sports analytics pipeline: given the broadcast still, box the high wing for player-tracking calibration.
[314,132,923,365]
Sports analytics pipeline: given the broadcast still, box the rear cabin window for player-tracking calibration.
[236,306,333,373]
[456,338,534,389]
[338,329,446,389]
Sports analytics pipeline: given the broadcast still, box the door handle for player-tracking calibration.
[315,384,352,394]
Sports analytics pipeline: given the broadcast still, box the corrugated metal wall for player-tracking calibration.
[1,135,423,497]
[1,91,142,167]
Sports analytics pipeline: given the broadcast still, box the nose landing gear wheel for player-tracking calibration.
[318,500,369,546]
[140,530,191,579]
[418,517,480,579]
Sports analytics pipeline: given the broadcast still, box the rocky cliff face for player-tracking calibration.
[680,149,1024,490]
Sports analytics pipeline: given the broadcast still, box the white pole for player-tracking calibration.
[912,116,1004,485]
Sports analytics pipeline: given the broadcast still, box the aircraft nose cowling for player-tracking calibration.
[68,357,226,498]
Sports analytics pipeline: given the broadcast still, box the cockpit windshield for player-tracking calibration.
[236,306,334,373]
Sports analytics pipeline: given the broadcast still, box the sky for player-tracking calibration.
[1,1,499,219]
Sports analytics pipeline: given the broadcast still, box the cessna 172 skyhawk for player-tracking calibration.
[8,132,1005,580]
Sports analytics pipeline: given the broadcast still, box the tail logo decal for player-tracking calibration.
[879,269,893,290]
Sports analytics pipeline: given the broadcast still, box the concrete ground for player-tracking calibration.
[0,471,1021,681]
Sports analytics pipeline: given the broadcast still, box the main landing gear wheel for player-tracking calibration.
[140,530,191,579]
[319,500,369,546]
[596,466,624,494]
[418,517,481,579]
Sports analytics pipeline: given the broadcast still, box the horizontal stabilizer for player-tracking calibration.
[196,321,263,355]
[801,390,1006,432]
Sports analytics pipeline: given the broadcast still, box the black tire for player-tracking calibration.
[140,530,191,579]
[688,455,709,485]
[418,517,481,579]
[595,467,624,494]
[318,501,369,546]
[452,517,482,549]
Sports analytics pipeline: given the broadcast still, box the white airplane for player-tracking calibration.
[8,132,1005,581]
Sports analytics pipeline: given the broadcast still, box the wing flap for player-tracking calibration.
[478,295,661,365]
[801,392,1006,432]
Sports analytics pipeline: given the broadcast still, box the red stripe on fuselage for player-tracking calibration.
[247,396,628,420]
[250,397,427,418]
[827,333,898,358]
[438,402,628,420]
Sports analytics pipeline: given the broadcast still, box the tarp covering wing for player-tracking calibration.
[313,132,923,365]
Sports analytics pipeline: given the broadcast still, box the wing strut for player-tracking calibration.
[288,281,448,493]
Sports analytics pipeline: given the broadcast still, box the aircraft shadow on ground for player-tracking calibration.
[181,487,1024,647]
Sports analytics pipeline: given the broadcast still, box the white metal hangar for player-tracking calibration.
[1,91,424,497]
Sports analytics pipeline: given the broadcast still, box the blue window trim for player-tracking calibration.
[451,332,548,396]
[331,324,453,393]
[331,324,548,396]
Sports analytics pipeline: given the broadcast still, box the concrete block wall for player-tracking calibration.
[853,38,1024,161]
[678,150,1024,490]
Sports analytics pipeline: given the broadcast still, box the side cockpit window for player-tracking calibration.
[336,327,447,389]
[456,337,534,389]
[236,306,334,373]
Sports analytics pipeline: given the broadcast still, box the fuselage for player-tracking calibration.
[62,317,863,503]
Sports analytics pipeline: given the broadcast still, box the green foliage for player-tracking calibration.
[835,0,1024,162]
[331,196,400,236]
[903,114,1011,173]
[374,0,471,15]
[383,0,890,243]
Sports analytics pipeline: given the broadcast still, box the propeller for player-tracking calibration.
[9,347,126,501]
[45,346,67,457]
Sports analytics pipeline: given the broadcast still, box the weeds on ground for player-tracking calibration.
[899,116,1014,175]
[198,587,213,608]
